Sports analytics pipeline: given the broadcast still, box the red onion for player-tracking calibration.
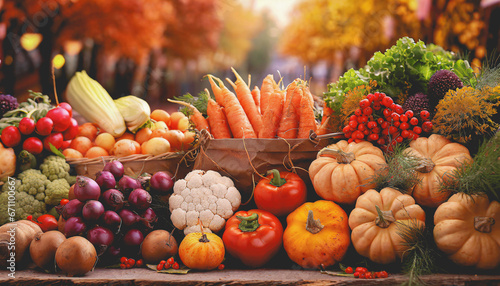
[118,209,140,227]
[95,171,116,190]
[102,210,122,233]
[123,229,144,247]
[140,207,157,229]
[128,189,152,210]
[150,171,174,194]
[101,189,125,211]
[103,160,124,179]
[87,226,115,256]
[118,176,141,197]
[137,173,151,191]
[107,244,121,257]
[57,199,84,219]
[82,200,105,221]
[74,176,101,202]
[64,217,87,237]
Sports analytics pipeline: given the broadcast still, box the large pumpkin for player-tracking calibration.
[309,140,387,204]
[283,200,350,269]
[404,134,472,207]
[349,188,426,264]
[434,193,500,270]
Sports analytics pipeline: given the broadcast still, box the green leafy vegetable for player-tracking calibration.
[173,91,212,116]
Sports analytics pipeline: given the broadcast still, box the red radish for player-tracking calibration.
[18,117,36,135]
[57,102,73,118]
[23,137,43,155]
[63,118,79,140]
[46,107,71,132]
[43,132,63,151]
[1,126,21,147]
[36,117,53,136]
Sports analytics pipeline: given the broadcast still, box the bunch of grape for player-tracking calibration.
[342,92,432,149]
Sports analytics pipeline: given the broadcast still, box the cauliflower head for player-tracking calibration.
[0,179,46,224]
[39,155,75,184]
[17,169,49,201]
[45,178,70,206]
[169,170,241,235]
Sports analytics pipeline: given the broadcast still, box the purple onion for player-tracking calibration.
[95,171,116,190]
[87,226,115,256]
[137,173,151,191]
[150,171,174,194]
[140,207,157,229]
[101,189,125,211]
[57,199,84,219]
[82,200,105,221]
[64,216,87,237]
[102,210,122,232]
[118,208,140,227]
[74,176,101,202]
[118,176,141,197]
[103,160,124,179]
[128,189,152,210]
[123,229,144,247]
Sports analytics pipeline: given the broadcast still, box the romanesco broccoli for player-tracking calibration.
[17,169,49,201]
[39,155,75,184]
[0,180,46,224]
[45,178,70,206]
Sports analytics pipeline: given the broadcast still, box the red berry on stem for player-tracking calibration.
[400,115,408,122]
[377,138,386,145]
[400,122,410,130]
[392,113,400,122]
[120,257,127,263]
[373,102,381,110]
[369,133,379,141]
[389,126,398,134]
[422,121,433,132]
[395,136,403,143]
[401,130,410,138]
[377,118,385,125]
[420,110,430,120]
[393,121,401,128]
[409,117,419,125]
[382,96,393,107]
[172,262,180,270]
[345,266,353,274]
[157,263,164,271]
[120,264,127,269]
[413,126,422,134]
[354,272,360,278]
[394,104,404,114]
[405,110,414,118]
[167,257,175,265]
[372,127,381,134]
[349,120,358,129]
[350,115,357,122]
[355,109,362,116]
[359,99,370,109]
[363,107,373,116]
[218,264,225,270]
[343,125,351,134]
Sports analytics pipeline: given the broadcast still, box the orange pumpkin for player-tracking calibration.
[178,232,225,270]
[404,134,472,207]
[309,140,387,204]
[283,200,350,269]
[434,193,500,269]
[349,188,426,264]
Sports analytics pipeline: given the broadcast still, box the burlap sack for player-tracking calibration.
[193,131,344,202]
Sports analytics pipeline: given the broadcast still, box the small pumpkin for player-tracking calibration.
[178,232,225,270]
[434,193,500,270]
[348,188,426,264]
[283,200,350,269]
[309,140,386,204]
[404,134,472,207]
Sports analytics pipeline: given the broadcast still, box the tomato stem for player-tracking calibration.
[237,213,260,232]
[268,169,287,187]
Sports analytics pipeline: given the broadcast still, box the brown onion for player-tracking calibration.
[55,236,97,277]
[29,231,66,271]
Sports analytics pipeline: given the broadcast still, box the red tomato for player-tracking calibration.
[63,118,79,140]
[46,107,71,132]
[254,169,307,217]
[222,209,283,268]
[23,137,44,155]
[43,132,63,151]
[19,117,36,135]
[1,126,21,147]
[30,214,58,232]
[36,117,53,136]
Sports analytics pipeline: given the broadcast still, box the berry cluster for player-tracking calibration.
[156,257,180,271]
[120,257,144,269]
[345,266,389,279]
[342,92,432,149]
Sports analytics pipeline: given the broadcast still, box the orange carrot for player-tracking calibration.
[226,68,263,135]
[258,90,285,138]
[297,86,317,138]
[321,106,333,125]
[251,86,261,114]
[167,99,210,133]
[207,98,232,139]
[259,74,277,114]
[207,75,256,138]
[277,85,303,139]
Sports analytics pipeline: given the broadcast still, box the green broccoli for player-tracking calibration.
[17,169,50,201]
[0,180,46,224]
[39,155,76,184]
[45,178,70,206]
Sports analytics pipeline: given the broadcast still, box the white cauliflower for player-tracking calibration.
[169,169,241,235]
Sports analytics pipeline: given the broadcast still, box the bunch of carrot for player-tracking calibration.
[172,68,324,140]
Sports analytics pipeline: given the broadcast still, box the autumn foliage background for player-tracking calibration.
[0,0,498,108]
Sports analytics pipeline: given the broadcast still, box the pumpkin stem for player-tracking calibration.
[268,169,287,187]
[199,233,210,243]
[374,205,396,228]
[305,210,324,234]
[318,148,355,164]
[474,216,495,233]
[237,213,260,232]
[415,158,435,173]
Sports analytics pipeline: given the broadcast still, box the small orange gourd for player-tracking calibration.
[309,140,387,204]
[348,188,426,264]
[434,193,500,270]
[178,232,225,270]
[283,200,350,269]
[404,134,472,207]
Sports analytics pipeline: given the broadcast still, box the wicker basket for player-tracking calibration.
[66,151,193,180]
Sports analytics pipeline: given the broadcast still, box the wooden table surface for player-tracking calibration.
[1,268,500,285]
